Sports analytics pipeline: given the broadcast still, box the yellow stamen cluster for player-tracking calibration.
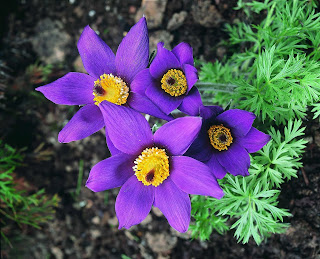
[133,147,170,187]
[93,74,129,106]
[160,69,187,97]
[208,124,233,151]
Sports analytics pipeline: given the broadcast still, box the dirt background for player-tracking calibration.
[0,0,319,258]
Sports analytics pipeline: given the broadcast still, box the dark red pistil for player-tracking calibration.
[167,77,176,86]
[93,85,105,96]
[218,134,227,143]
[145,170,155,183]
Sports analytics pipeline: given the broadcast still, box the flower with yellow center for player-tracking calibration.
[93,74,129,106]
[160,69,188,97]
[133,147,169,187]
[207,124,233,151]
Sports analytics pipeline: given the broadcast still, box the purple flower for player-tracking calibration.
[86,101,224,232]
[186,106,271,179]
[36,17,172,143]
[133,42,203,116]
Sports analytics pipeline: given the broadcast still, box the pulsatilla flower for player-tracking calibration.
[36,17,171,143]
[86,101,224,232]
[186,106,271,179]
[132,42,203,116]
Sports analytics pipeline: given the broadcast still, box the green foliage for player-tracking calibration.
[0,140,59,245]
[192,0,317,245]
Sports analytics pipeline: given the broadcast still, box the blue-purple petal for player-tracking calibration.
[154,117,202,156]
[183,64,198,92]
[172,42,194,66]
[200,105,224,120]
[178,87,203,116]
[170,156,224,199]
[206,155,228,179]
[115,17,149,83]
[149,42,180,79]
[77,25,116,78]
[36,72,94,105]
[127,92,174,121]
[106,130,122,156]
[215,143,250,176]
[154,178,190,233]
[130,68,154,95]
[86,153,135,192]
[58,104,104,143]
[100,101,153,155]
[216,109,256,136]
[116,175,154,229]
[238,127,271,153]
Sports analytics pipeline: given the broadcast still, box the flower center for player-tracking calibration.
[160,69,187,97]
[133,147,170,187]
[93,74,129,106]
[207,124,233,151]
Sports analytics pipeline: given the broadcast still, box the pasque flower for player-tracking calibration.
[132,42,203,116]
[36,17,171,143]
[86,101,224,232]
[186,106,271,179]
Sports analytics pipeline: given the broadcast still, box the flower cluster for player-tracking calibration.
[36,18,270,232]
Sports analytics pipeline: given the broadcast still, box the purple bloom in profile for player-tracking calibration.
[132,42,203,116]
[86,101,223,232]
[186,106,271,179]
[36,17,171,143]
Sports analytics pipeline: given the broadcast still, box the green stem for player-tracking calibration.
[195,82,237,93]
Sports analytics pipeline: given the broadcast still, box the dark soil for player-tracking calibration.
[1,1,319,258]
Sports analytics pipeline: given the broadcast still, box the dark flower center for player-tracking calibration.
[218,134,227,143]
[160,69,187,97]
[145,170,155,183]
[93,84,105,96]
[167,77,176,86]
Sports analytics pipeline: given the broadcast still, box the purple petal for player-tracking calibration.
[200,105,224,120]
[183,64,198,92]
[86,153,135,192]
[154,117,202,156]
[145,81,183,114]
[206,155,228,179]
[154,178,190,233]
[130,68,154,95]
[127,92,174,121]
[170,156,224,199]
[116,17,149,83]
[238,127,271,153]
[77,25,116,78]
[216,109,256,136]
[106,131,122,156]
[172,42,194,66]
[149,42,180,79]
[215,143,250,176]
[36,72,94,105]
[184,127,213,161]
[178,87,203,116]
[100,101,153,155]
[58,104,104,143]
[116,175,154,229]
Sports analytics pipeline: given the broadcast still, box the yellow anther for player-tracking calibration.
[208,124,233,151]
[160,69,187,97]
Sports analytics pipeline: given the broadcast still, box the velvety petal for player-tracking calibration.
[200,105,224,120]
[127,92,174,121]
[100,101,153,155]
[130,68,154,95]
[149,42,180,79]
[170,156,224,199]
[116,17,149,83]
[154,117,202,156]
[154,178,190,233]
[216,109,256,136]
[86,153,135,192]
[172,42,194,66]
[36,72,94,105]
[206,155,228,179]
[77,25,116,78]
[145,81,183,114]
[58,104,104,143]
[178,87,203,116]
[238,127,271,153]
[184,128,213,161]
[116,175,154,229]
[106,131,122,156]
[215,143,250,176]
[183,64,198,92]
